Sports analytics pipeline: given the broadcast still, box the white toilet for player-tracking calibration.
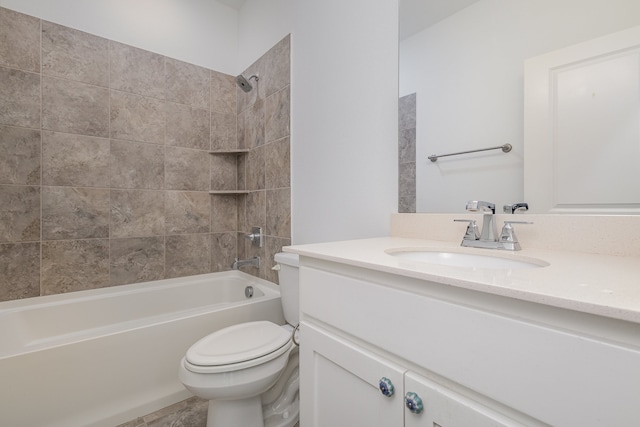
[179,252,300,427]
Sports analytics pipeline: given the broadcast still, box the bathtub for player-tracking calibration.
[0,271,285,427]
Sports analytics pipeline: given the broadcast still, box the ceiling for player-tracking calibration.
[214,0,480,41]
[399,0,480,40]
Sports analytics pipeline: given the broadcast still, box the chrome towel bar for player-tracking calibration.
[428,143,512,162]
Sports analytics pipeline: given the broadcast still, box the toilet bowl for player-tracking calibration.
[179,252,300,427]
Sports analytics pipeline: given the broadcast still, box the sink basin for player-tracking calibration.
[388,250,548,270]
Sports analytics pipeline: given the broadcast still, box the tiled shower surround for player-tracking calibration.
[0,7,291,302]
[399,93,416,212]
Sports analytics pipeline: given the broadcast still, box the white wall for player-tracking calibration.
[0,0,239,73]
[291,0,399,244]
[400,0,640,213]
[237,0,293,72]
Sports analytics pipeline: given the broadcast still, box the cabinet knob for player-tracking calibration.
[378,377,395,397]
[405,392,424,414]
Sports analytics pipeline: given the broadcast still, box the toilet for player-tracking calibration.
[179,252,300,427]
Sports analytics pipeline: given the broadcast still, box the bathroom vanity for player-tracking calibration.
[287,223,640,426]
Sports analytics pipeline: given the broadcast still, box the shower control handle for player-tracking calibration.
[245,227,263,248]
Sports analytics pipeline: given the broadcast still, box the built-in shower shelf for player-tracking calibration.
[209,150,250,195]
[209,190,251,195]
[208,149,250,155]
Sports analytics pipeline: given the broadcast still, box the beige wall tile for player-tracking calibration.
[166,58,210,109]
[42,21,109,87]
[399,196,416,214]
[0,185,40,242]
[110,91,165,144]
[41,239,109,294]
[210,154,239,192]
[237,99,265,149]
[399,93,416,213]
[244,190,266,231]
[211,70,236,114]
[246,145,265,191]
[110,237,165,286]
[165,234,211,278]
[211,111,236,151]
[42,186,109,240]
[265,137,290,190]
[399,162,416,198]
[0,126,40,185]
[211,195,238,232]
[165,146,209,191]
[0,12,291,302]
[265,85,290,143]
[266,188,291,239]
[42,76,109,137]
[165,102,210,150]
[0,67,40,128]
[110,41,165,99]
[110,140,165,189]
[399,128,416,163]
[261,35,291,97]
[165,191,210,234]
[0,7,40,72]
[237,154,247,191]
[110,189,165,238]
[42,131,109,187]
[211,231,237,272]
[256,34,291,99]
[0,242,40,301]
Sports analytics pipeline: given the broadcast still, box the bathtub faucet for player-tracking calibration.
[232,256,260,270]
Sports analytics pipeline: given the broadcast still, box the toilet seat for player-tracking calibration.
[184,321,292,374]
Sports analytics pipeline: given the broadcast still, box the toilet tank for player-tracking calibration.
[274,252,299,326]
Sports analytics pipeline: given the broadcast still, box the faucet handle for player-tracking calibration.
[454,219,480,241]
[466,200,495,214]
[499,221,532,250]
[503,203,529,214]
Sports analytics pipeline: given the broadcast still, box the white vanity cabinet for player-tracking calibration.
[297,258,640,427]
[301,321,527,427]
[300,322,405,426]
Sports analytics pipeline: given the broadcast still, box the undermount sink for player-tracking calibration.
[387,250,548,270]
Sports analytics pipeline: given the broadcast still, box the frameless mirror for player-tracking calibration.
[399,0,640,214]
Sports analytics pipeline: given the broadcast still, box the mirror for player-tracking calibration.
[399,0,640,213]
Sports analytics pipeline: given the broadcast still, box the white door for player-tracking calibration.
[300,322,406,427]
[404,372,527,427]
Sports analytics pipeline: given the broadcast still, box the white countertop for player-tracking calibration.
[286,237,640,324]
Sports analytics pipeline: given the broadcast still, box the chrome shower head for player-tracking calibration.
[235,74,259,93]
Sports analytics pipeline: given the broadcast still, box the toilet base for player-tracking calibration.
[207,396,264,427]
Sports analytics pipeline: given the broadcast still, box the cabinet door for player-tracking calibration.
[300,322,406,427]
[404,372,527,427]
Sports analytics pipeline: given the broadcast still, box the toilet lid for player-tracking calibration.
[186,321,291,366]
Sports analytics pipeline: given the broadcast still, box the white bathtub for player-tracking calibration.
[0,271,285,427]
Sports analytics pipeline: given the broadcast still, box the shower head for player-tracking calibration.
[235,74,259,93]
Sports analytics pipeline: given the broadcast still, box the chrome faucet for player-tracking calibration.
[464,200,498,241]
[231,256,260,270]
[455,200,532,251]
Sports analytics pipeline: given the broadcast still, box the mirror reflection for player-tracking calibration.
[399,0,640,213]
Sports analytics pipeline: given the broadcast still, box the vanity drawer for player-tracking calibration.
[300,265,640,426]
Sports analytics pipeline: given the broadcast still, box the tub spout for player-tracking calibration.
[232,256,260,270]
